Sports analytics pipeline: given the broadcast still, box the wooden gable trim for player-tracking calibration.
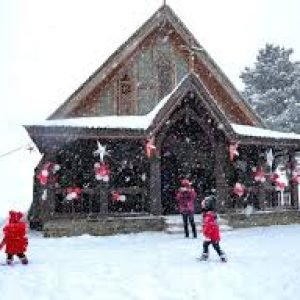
[147,73,237,140]
[193,59,252,125]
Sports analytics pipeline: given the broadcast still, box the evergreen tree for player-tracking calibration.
[240,44,300,133]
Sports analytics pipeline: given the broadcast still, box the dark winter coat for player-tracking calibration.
[202,211,220,242]
[0,211,28,255]
[176,187,197,214]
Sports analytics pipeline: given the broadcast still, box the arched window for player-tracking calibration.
[157,60,172,99]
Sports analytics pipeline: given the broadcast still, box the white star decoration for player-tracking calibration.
[94,141,107,162]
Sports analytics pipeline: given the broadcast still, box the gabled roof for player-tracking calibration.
[47,4,263,127]
[25,74,300,153]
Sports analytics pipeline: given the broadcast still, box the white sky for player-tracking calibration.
[0,0,299,216]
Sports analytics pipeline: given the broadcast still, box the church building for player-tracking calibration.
[25,5,300,236]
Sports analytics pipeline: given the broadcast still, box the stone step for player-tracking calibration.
[165,224,233,234]
[163,214,233,234]
[164,214,229,225]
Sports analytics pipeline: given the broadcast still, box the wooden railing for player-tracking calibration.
[229,185,298,212]
[50,186,148,217]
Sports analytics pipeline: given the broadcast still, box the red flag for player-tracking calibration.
[229,142,239,161]
[145,137,156,158]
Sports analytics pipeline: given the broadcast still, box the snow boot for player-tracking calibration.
[199,253,208,261]
[20,256,28,265]
[6,258,13,265]
[220,254,227,263]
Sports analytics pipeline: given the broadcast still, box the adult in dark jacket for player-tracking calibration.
[175,179,197,238]
[0,211,29,265]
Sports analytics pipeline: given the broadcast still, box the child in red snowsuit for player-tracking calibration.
[200,195,226,262]
[0,211,29,265]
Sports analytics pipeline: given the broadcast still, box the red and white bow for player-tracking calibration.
[66,187,81,201]
[233,182,245,197]
[94,162,110,182]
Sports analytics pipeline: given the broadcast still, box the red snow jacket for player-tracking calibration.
[202,211,220,242]
[176,187,197,214]
[0,211,28,255]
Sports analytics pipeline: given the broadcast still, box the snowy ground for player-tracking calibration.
[0,225,299,300]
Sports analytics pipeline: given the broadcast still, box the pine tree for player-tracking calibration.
[240,44,300,133]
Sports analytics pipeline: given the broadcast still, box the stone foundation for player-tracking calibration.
[224,210,300,228]
[43,215,165,237]
[42,211,300,237]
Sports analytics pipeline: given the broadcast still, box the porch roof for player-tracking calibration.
[232,124,300,141]
[26,91,174,131]
[231,124,300,148]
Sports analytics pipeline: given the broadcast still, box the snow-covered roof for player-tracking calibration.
[28,76,186,131]
[28,91,174,130]
[231,123,300,140]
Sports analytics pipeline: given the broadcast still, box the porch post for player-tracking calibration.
[149,152,162,215]
[288,150,298,209]
[40,153,57,221]
[99,182,109,215]
[48,152,58,218]
[215,141,229,212]
[257,183,266,210]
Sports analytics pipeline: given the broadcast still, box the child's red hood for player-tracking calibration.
[8,211,24,223]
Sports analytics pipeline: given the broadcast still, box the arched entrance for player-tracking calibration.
[160,118,215,214]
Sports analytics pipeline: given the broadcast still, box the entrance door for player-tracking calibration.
[160,119,215,214]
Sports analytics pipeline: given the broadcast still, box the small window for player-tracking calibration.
[118,73,135,115]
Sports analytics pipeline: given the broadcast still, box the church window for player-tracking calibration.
[157,60,172,99]
[118,72,135,115]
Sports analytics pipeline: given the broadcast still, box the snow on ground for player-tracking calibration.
[0,225,299,300]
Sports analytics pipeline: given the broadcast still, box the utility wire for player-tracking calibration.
[0,144,34,160]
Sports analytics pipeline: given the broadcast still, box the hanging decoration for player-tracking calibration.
[37,162,60,185]
[233,182,246,197]
[41,190,48,201]
[265,149,274,169]
[65,187,81,201]
[94,162,110,182]
[94,141,108,162]
[252,166,266,183]
[111,191,126,202]
[271,169,287,191]
[291,170,300,184]
[141,173,147,182]
[229,142,239,161]
[37,168,49,185]
[145,137,156,158]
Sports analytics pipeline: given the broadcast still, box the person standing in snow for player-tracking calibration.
[0,211,29,265]
[176,179,197,238]
[200,193,227,262]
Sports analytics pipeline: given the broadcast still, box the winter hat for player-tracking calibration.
[201,195,217,212]
[181,179,191,187]
[9,211,24,223]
